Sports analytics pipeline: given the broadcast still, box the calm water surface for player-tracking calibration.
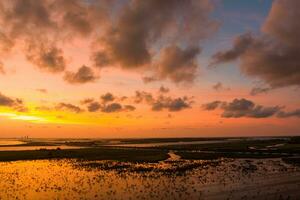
[0,158,299,200]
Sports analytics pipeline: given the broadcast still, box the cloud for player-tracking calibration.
[210,0,300,88]
[0,92,27,112]
[202,101,223,111]
[1,0,55,38]
[202,98,281,118]
[87,102,101,112]
[25,41,66,73]
[212,82,230,92]
[277,109,300,118]
[36,88,48,94]
[152,96,192,112]
[159,86,170,93]
[134,91,154,104]
[91,0,218,83]
[134,90,192,112]
[80,98,95,105]
[55,103,83,113]
[210,33,253,66]
[81,93,135,113]
[123,105,136,111]
[101,92,115,103]
[153,45,201,83]
[0,0,218,84]
[101,103,122,113]
[64,65,98,84]
[250,87,271,96]
[0,93,17,107]
[0,32,14,52]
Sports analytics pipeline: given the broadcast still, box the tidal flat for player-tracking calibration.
[0,158,300,200]
[0,137,300,199]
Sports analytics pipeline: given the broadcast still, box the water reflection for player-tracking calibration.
[0,158,299,200]
[0,139,26,146]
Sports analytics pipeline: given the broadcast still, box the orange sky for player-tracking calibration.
[0,0,299,138]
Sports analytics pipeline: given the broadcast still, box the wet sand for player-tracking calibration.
[0,158,299,200]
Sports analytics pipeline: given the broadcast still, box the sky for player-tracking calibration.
[0,0,299,138]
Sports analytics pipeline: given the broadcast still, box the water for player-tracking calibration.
[0,139,87,151]
[105,140,230,147]
[0,159,299,200]
[0,139,26,146]
[0,145,86,151]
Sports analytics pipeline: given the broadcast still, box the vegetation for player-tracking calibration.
[0,147,169,163]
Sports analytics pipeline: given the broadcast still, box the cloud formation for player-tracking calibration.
[100,92,115,103]
[55,103,83,113]
[134,90,192,112]
[91,0,218,83]
[152,45,201,83]
[277,109,300,118]
[0,0,218,84]
[26,41,66,73]
[82,93,136,113]
[250,87,271,96]
[210,0,300,88]
[159,86,170,94]
[152,96,192,112]
[202,98,281,118]
[0,92,27,112]
[212,82,230,92]
[64,65,98,84]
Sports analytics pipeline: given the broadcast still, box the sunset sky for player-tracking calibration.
[0,0,299,138]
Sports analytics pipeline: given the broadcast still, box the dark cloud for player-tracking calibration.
[203,98,281,118]
[0,0,218,84]
[277,109,300,118]
[91,51,112,69]
[101,92,115,103]
[0,92,27,112]
[25,41,66,73]
[134,90,192,112]
[152,96,192,112]
[91,0,218,83]
[154,45,201,83]
[0,92,17,107]
[87,102,101,112]
[101,103,122,113]
[212,82,230,92]
[1,0,55,38]
[81,93,135,113]
[210,0,300,88]
[80,98,95,105]
[134,91,154,104]
[55,103,83,113]
[221,99,280,118]
[250,87,271,96]
[210,33,253,66]
[124,105,136,111]
[202,101,223,111]
[64,65,98,84]
[159,86,170,93]
[55,0,93,37]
